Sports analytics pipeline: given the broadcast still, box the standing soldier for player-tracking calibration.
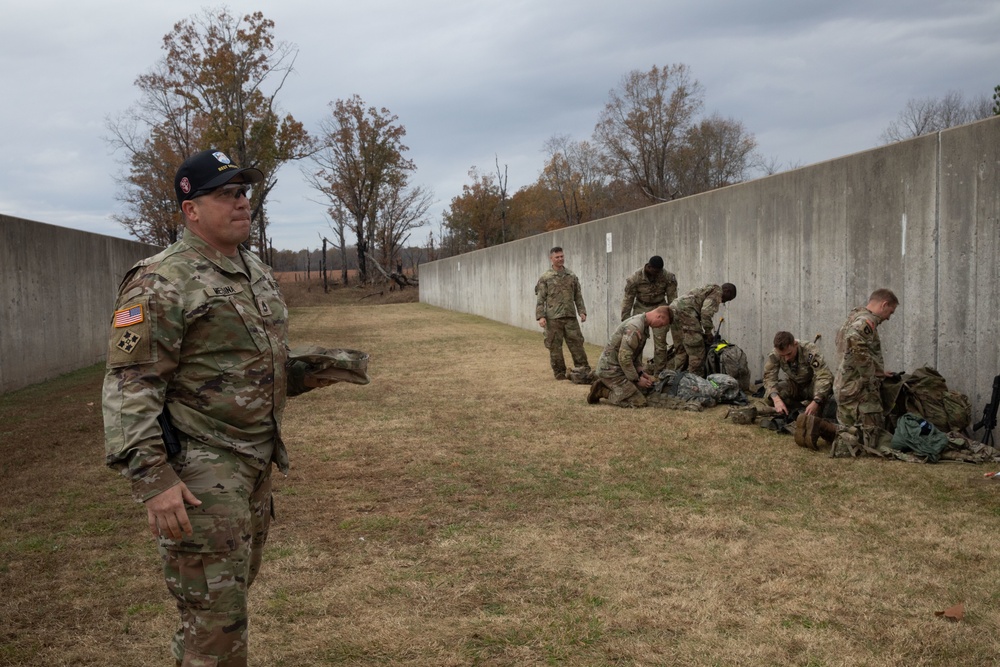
[102,149,334,667]
[763,331,834,417]
[589,306,673,407]
[535,246,590,379]
[620,255,677,375]
[832,288,899,455]
[668,283,737,375]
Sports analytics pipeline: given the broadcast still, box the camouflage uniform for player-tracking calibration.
[620,267,677,374]
[763,340,833,409]
[535,266,589,378]
[103,228,289,667]
[668,284,724,375]
[595,313,652,407]
[834,306,890,451]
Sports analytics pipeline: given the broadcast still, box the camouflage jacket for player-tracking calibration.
[672,284,723,334]
[535,267,586,320]
[620,267,678,320]
[763,340,833,402]
[102,228,290,502]
[597,314,649,382]
[834,306,885,402]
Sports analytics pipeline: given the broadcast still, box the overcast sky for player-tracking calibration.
[2,0,998,251]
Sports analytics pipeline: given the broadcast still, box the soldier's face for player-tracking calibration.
[183,180,253,256]
[776,343,798,363]
[876,301,898,321]
[550,251,565,269]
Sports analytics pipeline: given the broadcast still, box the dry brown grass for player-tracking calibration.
[3,301,1000,666]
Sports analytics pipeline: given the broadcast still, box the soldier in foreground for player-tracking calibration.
[831,288,899,455]
[102,149,329,667]
[535,246,590,380]
[588,305,673,407]
[763,331,833,417]
[620,255,678,375]
[668,283,737,375]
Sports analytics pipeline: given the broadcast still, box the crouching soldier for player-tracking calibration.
[588,306,672,407]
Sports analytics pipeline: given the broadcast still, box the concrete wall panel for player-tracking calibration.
[1,215,158,393]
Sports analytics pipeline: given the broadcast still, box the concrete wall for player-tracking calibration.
[1,215,159,393]
[420,115,1000,412]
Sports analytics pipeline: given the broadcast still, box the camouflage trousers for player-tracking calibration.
[544,316,589,377]
[595,374,647,408]
[668,312,706,375]
[769,379,835,418]
[835,388,891,454]
[630,303,669,374]
[158,440,273,667]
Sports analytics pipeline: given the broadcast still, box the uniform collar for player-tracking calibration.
[182,227,255,280]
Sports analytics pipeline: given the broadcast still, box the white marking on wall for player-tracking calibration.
[699,238,703,263]
[606,232,613,253]
[901,213,907,257]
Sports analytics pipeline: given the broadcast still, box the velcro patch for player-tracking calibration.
[113,303,144,328]
[204,284,244,297]
[116,330,142,354]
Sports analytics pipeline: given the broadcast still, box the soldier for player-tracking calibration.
[102,149,331,667]
[833,288,899,454]
[588,305,673,407]
[535,246,589,380]
[620,255,678,375]
[763,331,833,417]
[668,283,737,375]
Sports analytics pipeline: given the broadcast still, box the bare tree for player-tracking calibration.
[106,8,312,251]
[594,64,704,203]
[880,90,993,143]
[307,95,414,284]
[672,114,758,196]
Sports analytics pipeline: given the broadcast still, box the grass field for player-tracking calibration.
[2,285,1000,666]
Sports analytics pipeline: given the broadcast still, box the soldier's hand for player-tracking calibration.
[538,318,546,328]
[772,396,788,415]
[804,400,821,416]
[580,313,587,323]
[145,482,202,541]
[637,373,654,389]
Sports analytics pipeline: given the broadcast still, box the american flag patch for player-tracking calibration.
[114,304,144,328]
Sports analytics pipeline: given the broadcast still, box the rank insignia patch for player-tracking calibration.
[114,304,144,328]
[116,330,142,354]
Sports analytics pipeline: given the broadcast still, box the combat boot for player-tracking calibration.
[587,380,608,404]
[794,414,812,448]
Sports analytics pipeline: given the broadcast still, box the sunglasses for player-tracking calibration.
[194,183,253,201]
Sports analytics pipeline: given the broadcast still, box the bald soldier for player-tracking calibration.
[763,331,833,417]
[588,305,673,407]
[535,246,590,380]
[620,255,678,375]
[668,283,737,375]
[833,288,899,453]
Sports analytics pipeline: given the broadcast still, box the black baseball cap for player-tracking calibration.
[174,149,264,205]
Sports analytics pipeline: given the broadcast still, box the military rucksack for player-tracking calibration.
[889,367,972,433]
[705,340,751,392]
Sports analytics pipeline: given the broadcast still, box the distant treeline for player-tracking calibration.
[269,245,431,275]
